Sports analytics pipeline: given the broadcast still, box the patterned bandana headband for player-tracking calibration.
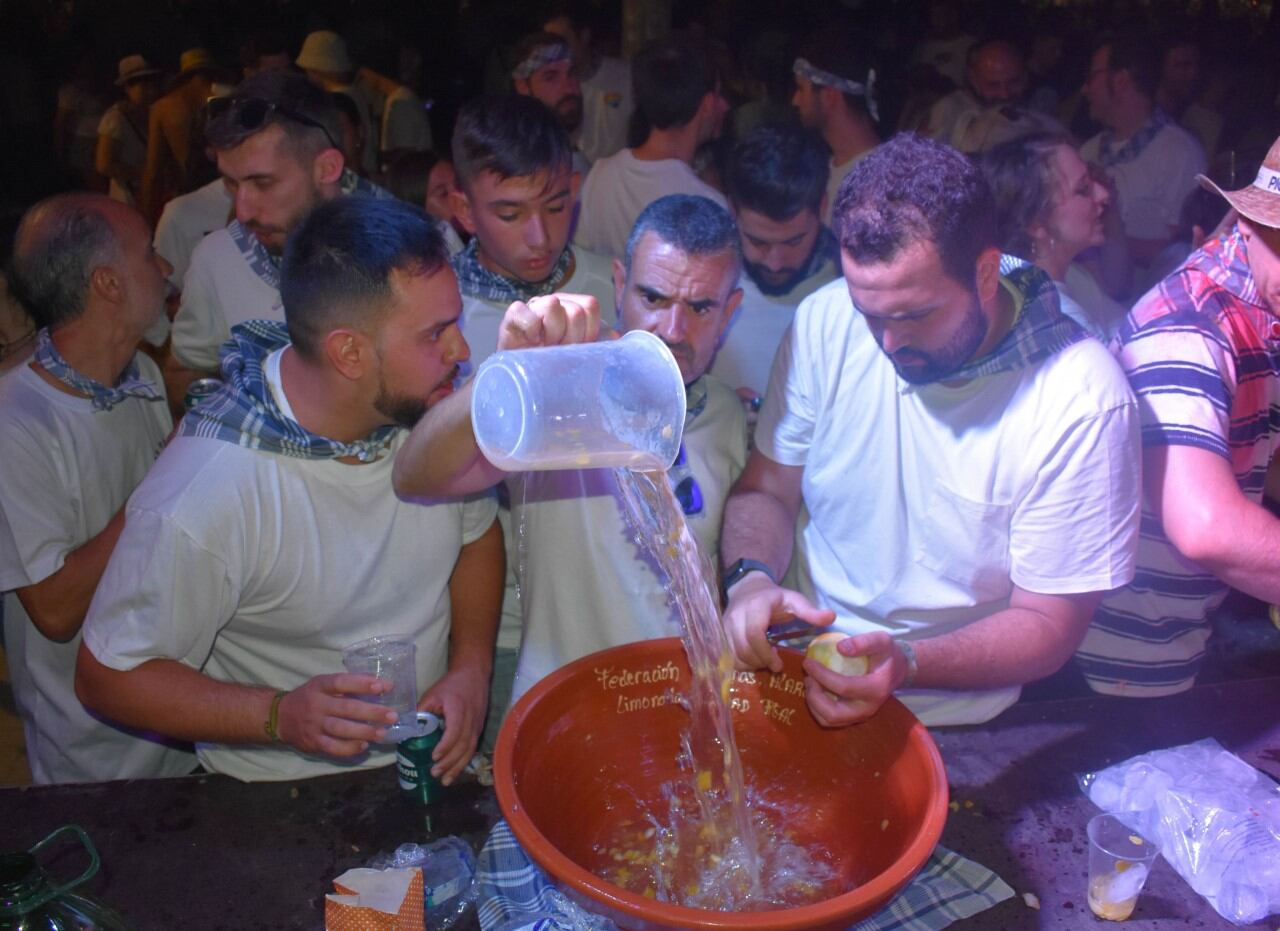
[512,41,571,81]
[793,57,879,122]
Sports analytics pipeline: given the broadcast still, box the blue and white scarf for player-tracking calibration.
[1093,108,1172,169]
[452,239,575,304]
[230,169,393,290]
[944,255,1086,382]
[178,320,398,462]
[32,328,164,412]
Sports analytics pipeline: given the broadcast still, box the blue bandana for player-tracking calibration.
[32,328,164,412]
[1093,109,1172,169]
[451,239,575,304]
[177,320,398,462]
[943,255,1086,382]
[229,170,393,290]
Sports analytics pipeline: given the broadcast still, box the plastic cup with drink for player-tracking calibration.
[341,636,432,744]
[1087,813,1159,920]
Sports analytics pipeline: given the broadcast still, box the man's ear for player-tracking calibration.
[88,263,123,306]
[975,247,1003,306]
[571,170,581,203]
[513,77,531,96]
[314,146,345,186]
[611,257,626,308]
[717,287,744,342]
[451,188,477,235]
[322,327,371,382]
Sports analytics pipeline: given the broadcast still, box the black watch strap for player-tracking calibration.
[721,558,777,601]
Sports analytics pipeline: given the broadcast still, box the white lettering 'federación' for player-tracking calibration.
[1255,165,1280,194]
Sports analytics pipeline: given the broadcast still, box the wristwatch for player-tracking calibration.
[720,558,777,602]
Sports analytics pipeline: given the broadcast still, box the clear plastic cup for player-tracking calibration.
[341,636,430,743]
[470,330,686,472]
[1087,813,1159,921]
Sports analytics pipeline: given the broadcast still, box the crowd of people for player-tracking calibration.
[1,0,1278,786]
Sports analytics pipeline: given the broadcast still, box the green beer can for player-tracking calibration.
[396,712,444,805]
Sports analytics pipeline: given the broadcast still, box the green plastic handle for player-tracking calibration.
[28,824,101,902]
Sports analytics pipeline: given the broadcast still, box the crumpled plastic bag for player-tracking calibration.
[1079,738,1280,925]
[326,837,478,931]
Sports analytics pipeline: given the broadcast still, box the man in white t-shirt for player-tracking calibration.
[543,4,632,166]
[574,35,728,259]
[1079,35,1206,270]
[171,70,388,377]
[719,135,1141,728]
[0,193,195,783]
[77,197,502,784]
[395,193,746,705]
[791,29,881,226]
[446,95,618,747]
[715,123,838,406]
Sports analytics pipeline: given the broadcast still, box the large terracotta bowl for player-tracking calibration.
[495,637,949,931]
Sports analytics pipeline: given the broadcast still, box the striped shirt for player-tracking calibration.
[1078,227,1280,695]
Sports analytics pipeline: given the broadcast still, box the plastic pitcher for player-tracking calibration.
[0,825,132,930]
[470,330,686,472]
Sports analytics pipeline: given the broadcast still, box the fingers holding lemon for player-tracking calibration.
[805,632,869,677]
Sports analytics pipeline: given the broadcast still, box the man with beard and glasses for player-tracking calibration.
[76,197,502,783]
[394,194,746,723]
[713,123,838,409]
[509,32,588,175]
[719,134,1142,729]
[169,70,391,382]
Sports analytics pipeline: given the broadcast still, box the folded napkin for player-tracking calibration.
[476,820,1013,931]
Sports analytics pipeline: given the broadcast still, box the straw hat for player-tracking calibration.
[179,48,216,76]
[1198,135,1280,230]
[296,31,352,74]
[115,54,161,86]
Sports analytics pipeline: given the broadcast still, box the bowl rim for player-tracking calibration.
[495,637,950,929]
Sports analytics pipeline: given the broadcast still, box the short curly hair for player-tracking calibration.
[833,134,996,285]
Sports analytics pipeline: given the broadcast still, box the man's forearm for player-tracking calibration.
[17,509,127,642]
[75,648,277,744]
[393,381,503,500]
[910,591,1100,691]
[719,488,796,580]
[1183,496,1280,604]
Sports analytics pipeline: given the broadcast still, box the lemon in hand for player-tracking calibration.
[805,632,869,676]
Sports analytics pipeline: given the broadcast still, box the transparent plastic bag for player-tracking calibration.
[1079,738,1280,925]
[366,837,478,930]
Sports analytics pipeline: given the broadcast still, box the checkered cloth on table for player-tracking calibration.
[476,820,1014,931]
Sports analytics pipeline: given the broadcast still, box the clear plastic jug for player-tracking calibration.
[470,330,686,471]
[0,825,132,930]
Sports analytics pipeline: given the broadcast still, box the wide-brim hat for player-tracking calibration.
[116,54,161,86]
[179,48,217,76]
[296,30,352,74]
[1198,135,1280,229]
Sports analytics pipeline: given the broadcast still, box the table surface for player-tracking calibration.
[2,675,1276,931]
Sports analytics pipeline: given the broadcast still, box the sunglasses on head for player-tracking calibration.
[206,96,341,153]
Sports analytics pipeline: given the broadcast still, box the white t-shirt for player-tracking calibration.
[710,266,837,398]
[457,247,618,379]
[1055,264,1127,342]
[577,56,632,167]
[823,149,874,226]
[82,396,498,781]
[574,149,728,259]
[508,375,747,702]
[171,228,282,372]
[1080,122,1206,242]
[756,279,1140,725]
[380,86,432,154]
[97,103,147,205]
[155,178,232,289]
[0,356,196,784]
